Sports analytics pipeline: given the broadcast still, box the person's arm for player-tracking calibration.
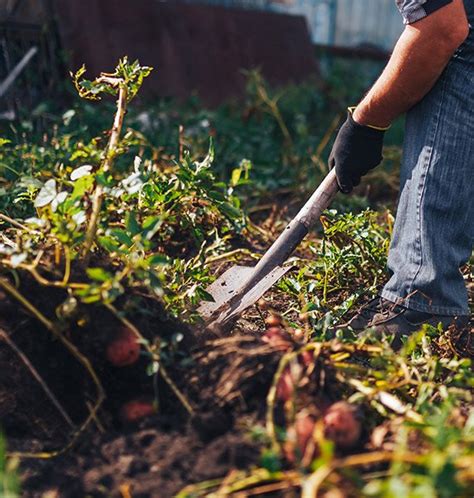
[329,0,470,193]
[354,0,470,128]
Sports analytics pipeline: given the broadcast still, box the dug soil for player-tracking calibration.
[0,276,284,498]
[2,273,473,498]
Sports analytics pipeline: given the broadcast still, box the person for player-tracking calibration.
[329,0,473,338]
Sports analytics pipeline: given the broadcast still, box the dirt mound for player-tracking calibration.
[20,419,260,498]
[2,274,472,498]
[0,279,284,497]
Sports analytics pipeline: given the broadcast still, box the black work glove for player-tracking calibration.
[329,111,386,194]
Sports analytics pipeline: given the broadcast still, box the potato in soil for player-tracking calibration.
[323,401,361,448]
[120,400,156,423]
[265,314,282,328]
[106,327,141,367]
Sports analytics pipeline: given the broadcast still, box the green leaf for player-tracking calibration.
[71,174,94,199]
[219,202,241,220]
[231,167,242,186]
[86,267,112,282]
[146,254,169,266]
[125,211,140,236]
[109,229,133,247]
[34,179,57,208]
[260,450,281,473]
[196,287,215,303]
[146,361,160,376]
[98,236,120,252]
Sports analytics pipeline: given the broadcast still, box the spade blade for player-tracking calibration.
[197,264,292,324]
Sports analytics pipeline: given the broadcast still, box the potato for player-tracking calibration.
[265,314,281,327]
[120,400,155,423]
[265,326,283,337]
[295,412,316,457]
[292,328,304,340]
[299,350,314,367]
[298,312,308,322]
[106,327,140,367]
[284,411,317,464]
[263,327,291,351]
[323,401,361,448]
[257,298,269,311]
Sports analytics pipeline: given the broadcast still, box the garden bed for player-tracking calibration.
[0,59,472,498]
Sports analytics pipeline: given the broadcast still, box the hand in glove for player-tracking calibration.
[329,110,387,194]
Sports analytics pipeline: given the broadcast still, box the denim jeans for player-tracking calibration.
[381,22,474,316]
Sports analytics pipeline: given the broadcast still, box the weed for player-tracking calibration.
[277,209,392,328]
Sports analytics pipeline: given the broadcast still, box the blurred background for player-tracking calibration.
[1,0,403,113]
[0,0,404,200]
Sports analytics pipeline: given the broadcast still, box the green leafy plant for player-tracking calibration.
[1,56,470,497]
[0,58,248,319]
[277,208,392,328]
[0,57,253,459]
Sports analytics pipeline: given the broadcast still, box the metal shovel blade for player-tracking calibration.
[197,264,292,323]
[197,170,340,330]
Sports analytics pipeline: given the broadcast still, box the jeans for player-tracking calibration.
[381,26,474,316]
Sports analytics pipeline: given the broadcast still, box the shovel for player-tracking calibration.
[198,168,339,331]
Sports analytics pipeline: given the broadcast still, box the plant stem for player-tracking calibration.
[266,343,323,452]
[82,83,128,260]
[0,277,105,459]
[255,81,293,147]
[0,329,75,429]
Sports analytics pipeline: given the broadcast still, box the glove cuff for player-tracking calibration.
[347,107,390,134]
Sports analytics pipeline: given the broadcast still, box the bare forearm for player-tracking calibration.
[354,0,469,128]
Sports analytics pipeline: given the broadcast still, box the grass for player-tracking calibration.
[277,208,393,329]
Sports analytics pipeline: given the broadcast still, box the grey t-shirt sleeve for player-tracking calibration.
[395,0,454,24]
